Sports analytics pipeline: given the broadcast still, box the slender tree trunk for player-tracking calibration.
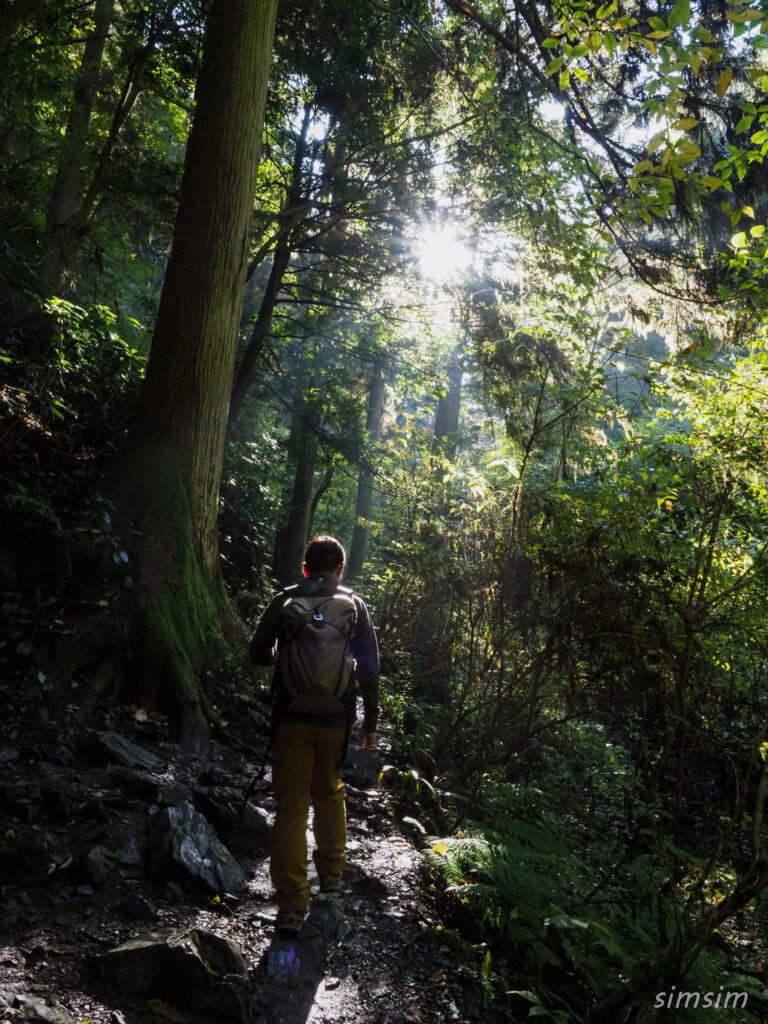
[42,0,114,288]
[78,33,160,226]
[347,365,385,580]
[110,0,277,746]
[434,347,463,457]
[229,103,314,424]
[229,240,293,423]
[273,411,320,585]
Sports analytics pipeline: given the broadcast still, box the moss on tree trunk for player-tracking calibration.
[107,0,278,748]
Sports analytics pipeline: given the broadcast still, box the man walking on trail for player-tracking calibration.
[250,535,379,938]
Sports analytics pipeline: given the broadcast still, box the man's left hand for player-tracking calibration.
[357,730,376,751]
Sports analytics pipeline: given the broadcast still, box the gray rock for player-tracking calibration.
[85,845,113,885]
[98,928,248,1020]
[98,731,161,771]
[115,832,143,865]
[108,766,162,802]
[147,801,245,894]
[193,786,272,856]
[13,995,77,1024]
[0,987,17,1008]
[401,815,428,837]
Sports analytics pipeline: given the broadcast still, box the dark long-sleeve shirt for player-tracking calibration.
[250,572,380,733]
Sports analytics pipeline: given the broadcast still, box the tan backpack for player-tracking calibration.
[279,584,357,715]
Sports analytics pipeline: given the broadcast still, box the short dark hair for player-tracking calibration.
[304,535,346,573]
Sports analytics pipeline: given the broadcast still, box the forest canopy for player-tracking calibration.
[1,0,768,1019]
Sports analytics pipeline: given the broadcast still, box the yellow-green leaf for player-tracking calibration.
[716,68,733,98]
[730,230,747,248]
[482,950,492,980]
[648,131,666,154]
[678,140,701,159]
[750,224,766,238]
[673,117,699,130]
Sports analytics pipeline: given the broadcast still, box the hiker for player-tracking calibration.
[250,535,380,937]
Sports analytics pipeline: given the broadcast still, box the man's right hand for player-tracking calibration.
[357,730,376,751]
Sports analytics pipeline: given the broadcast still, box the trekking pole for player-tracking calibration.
[238,726,276,819]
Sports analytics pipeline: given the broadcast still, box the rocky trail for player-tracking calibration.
[0,703,504,1024]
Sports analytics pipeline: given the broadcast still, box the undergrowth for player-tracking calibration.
[420,721,766,1022]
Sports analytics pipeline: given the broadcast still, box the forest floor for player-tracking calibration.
[0,697,505,1024]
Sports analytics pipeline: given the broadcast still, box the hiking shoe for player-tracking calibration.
[319,874,341,894]
[275,912,303,937]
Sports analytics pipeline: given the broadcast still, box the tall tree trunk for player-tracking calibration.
[110,0,277,747]
[434,347,463,457]
[42,0,114,289]
[346,365,385,581]
[273,410,320,586]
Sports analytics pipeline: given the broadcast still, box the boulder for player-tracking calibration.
[98,929,248,1021]
[13,995,77,1024]
[98,731,161,771]
[107,766,162,802]
[147,801,245,894]
[193,786,272,856]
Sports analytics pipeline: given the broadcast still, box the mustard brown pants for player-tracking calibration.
[270,721,347,915]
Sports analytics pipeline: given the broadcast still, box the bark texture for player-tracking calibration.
[434,349,463,456]
[112,0,278,746]
[272,411,320,586]
[42,0,114,288]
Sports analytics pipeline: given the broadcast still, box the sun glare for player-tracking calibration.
[417,225,472,282]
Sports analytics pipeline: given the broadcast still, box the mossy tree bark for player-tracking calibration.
[110,0,278,747]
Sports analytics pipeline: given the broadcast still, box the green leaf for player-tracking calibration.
[668,0,690,29]
[559,69,571,89]
[735,115,755,132]
[597,0,618,17]
[673,117,699,130]
[541,37,561,48]
[647,130,666,154]
[546,56,565,73]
